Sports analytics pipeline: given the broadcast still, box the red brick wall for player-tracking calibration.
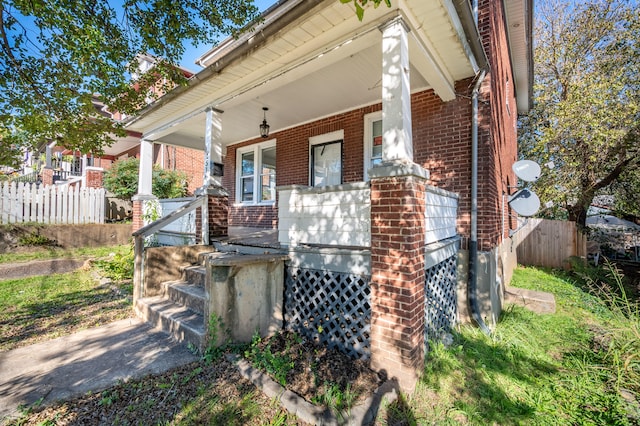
[132,200,144,232]
[155,145,205,195]
[85,169,104,188]
[224,105,381,228]
[208,195,229,237]
[369,174,427,389]
[478,0,520,250]
[223,0,519,248]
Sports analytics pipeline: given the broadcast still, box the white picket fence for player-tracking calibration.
[0,182,105,224]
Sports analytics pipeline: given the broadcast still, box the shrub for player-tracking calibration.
[103,157,188,200]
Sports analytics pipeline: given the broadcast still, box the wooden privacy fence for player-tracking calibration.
[513,218,587,268]
[0,182,105,225]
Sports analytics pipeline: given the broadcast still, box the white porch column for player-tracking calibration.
[198,107,228,241]
[203,107,223,188]
[381,17,413,164]
[131,138,157,232]
[81,154,88,187]
[137,138,154,196]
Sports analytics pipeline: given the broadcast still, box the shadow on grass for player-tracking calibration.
[0,276,132,351]
[387,308,560,425]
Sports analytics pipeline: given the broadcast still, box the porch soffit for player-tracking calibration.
[504,0,533,113]
[126,0,477,149]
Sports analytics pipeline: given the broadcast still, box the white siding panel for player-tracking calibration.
[425,187,459,244]
[278,184,370,247]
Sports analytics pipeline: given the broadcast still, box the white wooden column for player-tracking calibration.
[203,107,223,188]
[137,138,154,196]
[381,17,413,164]
[45,142,54,168]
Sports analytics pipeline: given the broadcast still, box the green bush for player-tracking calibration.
[18,232,56,246]
[94,248,134,282]
[103,157,188,200]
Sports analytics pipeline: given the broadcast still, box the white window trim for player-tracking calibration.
[309,130,344,187]
[363,111,382,181]
[235,139,276,206]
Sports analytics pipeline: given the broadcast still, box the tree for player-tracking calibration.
[519,0,640,228]
[0,0,259,166]
[103,157,188,200]
[340,0,391,21]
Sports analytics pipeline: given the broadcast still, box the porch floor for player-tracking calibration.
[217,226,280,249]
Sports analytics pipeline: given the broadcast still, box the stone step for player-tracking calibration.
[504,286,556,314]
[181,265,206,287]
[135,297,206,351]
[164,281,206,315]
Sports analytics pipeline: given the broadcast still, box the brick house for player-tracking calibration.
[35,56,205,196]
[128,0,533,391]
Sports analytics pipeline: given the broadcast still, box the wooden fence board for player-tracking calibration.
[514,218,587,268]
[0,182,105,225]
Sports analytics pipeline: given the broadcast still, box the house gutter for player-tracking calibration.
[454,0,491,335]
[469,68,491,335]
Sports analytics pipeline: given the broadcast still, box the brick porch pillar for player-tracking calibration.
[131,195,157,232]
[195,185,228,243]
[369,163,428,392]
[84,167,103,188]
[41,167,54,186]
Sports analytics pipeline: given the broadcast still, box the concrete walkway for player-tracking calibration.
[0,318,199,421]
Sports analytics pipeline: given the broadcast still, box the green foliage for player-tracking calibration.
[311,382,356,419]
[94,248,134,282]
[0,1,259,166]
[244,332,293,386]
[103,157,188,200]
[339,0,391,21]
[202,314,231,363]
[17,232,56,247]
[519,0,640,227]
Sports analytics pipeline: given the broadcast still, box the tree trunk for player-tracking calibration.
[568,203,589,230]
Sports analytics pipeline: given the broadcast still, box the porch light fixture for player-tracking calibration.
[259,107,270,138]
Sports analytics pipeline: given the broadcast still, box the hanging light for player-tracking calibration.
[259,107,270,138]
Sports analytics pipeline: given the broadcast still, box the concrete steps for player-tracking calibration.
[135,265,207,351]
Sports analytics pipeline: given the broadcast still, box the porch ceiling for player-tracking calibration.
[125,0,481,150]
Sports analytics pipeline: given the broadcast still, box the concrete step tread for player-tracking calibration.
[166,281,206,298]
[181,264,206,273]
[505,286,556,314]
[137,296,205,335]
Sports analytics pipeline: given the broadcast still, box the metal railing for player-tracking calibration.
[132,196,208,301]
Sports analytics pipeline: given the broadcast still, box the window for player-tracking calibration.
[310,130,343,187]
[364,111,383,180]
[236,140,276,204]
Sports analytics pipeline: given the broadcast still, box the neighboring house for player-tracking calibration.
[22,56,206,195]
[587,198,640,262]
[127,0,533,391]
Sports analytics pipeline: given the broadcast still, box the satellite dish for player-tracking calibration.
[508,188,541,217]
[513,160,541,182]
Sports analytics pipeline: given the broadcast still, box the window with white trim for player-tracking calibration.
[363,111,383,181]
[310,130,343,187]
[236,140,276,204]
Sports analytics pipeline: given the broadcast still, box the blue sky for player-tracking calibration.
[179,0,276,71]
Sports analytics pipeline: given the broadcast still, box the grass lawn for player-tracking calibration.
[3,258,639,425]
[0,245,131,265]
[0,245,134,351]
[380,263,640,425]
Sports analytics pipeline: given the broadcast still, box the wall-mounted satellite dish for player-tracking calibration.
[508,188,541,217]
[513,160,541,182]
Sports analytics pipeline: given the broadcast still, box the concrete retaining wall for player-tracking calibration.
[0,224,133,253]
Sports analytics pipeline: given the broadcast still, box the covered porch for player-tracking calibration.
[125,0,514,391]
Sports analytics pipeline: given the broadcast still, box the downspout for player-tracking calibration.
[469,69,491,335]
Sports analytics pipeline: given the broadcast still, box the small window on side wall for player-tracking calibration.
[309,130,343,187]
[364,111,382,181]
[236,140,276,204]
